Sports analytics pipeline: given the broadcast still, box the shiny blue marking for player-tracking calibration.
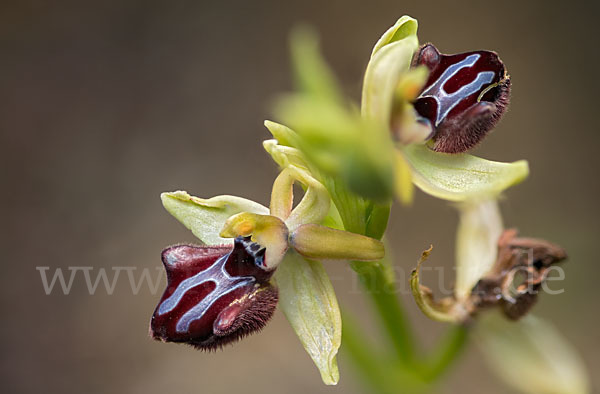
[157,252,254,333]
[419,54,495,126]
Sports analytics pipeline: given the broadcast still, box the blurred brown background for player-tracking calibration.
[2,0,599,393]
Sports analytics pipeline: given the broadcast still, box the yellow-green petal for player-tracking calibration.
[281,165,331,231]
[403,144,529,202]
[477,314,590,394]
[161,191,268,245]
[275,251,342,385]
[290,224,385,261]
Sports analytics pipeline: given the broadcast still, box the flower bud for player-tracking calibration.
[412,43,510,153]
[150,236,278,350]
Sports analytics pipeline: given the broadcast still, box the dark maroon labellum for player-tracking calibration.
[150,236,278,350]
[412,43,510,153]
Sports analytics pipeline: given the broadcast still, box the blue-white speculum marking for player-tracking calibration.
[418,54,494,127]
[412,43,511,154]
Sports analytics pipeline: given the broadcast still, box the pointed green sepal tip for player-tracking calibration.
[403,144,530,202]
[362,17,419,124]
[370,15,418,58]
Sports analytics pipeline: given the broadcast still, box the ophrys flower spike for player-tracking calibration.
[150,14,589,393]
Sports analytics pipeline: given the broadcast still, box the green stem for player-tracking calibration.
[342,313,426,394]
[342,314,402,394]
[420,324,470,382]
[351,260,416,366]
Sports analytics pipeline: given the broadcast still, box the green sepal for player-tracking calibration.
[275,250,342,385]
[403,144,529,202]
[362,34,419,125]
[161,191,268,245]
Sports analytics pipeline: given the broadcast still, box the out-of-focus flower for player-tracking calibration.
[477,313,590,394]
[272,16,528,205]
[152,159,384,384]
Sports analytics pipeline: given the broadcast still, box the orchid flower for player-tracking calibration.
[151,157,384,384]
[273,16,528,204]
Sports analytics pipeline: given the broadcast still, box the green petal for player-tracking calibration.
[275,251,342,385]
[477,314,590,394]
[370,16,418,58]
[273,165,331,231]
[454,199,503,300]
[361,27,419,124]
[403,144,529,202]
[161,191,268,245]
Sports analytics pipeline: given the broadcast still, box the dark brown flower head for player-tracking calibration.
[412,43,511,153]
[411,230,567,323]
[471,229,567,320]
[150,236,278,350]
